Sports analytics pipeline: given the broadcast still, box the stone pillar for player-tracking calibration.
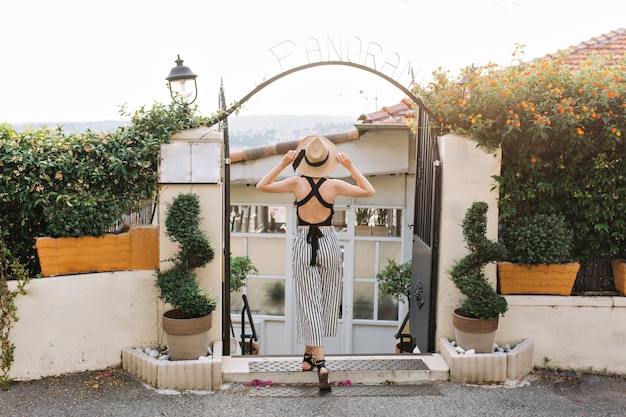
[157,127,224,347]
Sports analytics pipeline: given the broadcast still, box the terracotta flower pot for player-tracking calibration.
[611,259,626,296]
[452,309,498,353]
[239,340,259,355]
[497,262,580,296]
[162,309,213,360]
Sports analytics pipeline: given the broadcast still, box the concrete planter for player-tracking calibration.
[122,342,221,391]
[497,262,580,296]
[35,225,159,277]
[440,337,534,383]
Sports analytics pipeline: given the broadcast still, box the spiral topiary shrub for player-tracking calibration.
[450,201,508,320]
[156,193,217,318]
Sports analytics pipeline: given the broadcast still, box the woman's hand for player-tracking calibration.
[282,150,299,166]
[337,152,354,169]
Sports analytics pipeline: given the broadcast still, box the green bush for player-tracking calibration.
[376,259,412,303]
[0,102,208,276]
[450,202,508,320]
[414,48,626,264]
[501,214,573,265]
[156,193,217,318]
[230,256,258,293]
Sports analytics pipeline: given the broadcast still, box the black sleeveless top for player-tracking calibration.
[296,177,334,266]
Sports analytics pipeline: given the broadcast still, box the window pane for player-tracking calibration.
[354,240,376,278]
[333,209,348,232]
[246,278,285,316]
[231,290,244,313]
[354,208,402,237]
[230,205,287,233]
[377,294,399,321]
[353,281,374,319]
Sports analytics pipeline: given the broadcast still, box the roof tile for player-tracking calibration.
[545,28,626,67]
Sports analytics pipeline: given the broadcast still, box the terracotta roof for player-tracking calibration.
[230,98,415,163]
[545,28,626,67]
[356,97,416,124]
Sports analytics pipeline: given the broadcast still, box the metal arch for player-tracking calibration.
[206,61,434,127]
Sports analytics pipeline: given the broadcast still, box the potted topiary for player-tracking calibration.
[156,193,218,360]
[376,259,412,352]
[449,202,508,353]
[497,213,580,295]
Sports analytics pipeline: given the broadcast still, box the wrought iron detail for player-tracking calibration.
[415,282,425,309]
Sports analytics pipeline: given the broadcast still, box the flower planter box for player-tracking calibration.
[611,259,626,296]
[439,337,534,383]
[497,262,580,296]
[36,225,159,277]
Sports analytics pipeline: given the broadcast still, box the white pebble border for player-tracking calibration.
[133,346,213,361]
[450,340,515,355]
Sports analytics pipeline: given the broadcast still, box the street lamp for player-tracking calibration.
[165,55,198,105]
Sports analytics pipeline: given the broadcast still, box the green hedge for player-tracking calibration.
[415,48,626,263]
[0,102,208,276]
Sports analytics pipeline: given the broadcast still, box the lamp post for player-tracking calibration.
[164,57,232,354]
[165,55,198,105]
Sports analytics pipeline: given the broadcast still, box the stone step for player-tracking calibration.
[221,353,450,386]
[122,343,449,391]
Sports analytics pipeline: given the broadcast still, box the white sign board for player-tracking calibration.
[159,141,222,183]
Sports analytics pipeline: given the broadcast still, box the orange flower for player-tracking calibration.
[530,157,537,163]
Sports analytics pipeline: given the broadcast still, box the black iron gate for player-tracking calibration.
[409,105,441,353]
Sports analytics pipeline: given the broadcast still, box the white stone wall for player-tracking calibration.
[9,271,158,380]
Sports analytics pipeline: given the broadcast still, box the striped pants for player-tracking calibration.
[292,227,343,347]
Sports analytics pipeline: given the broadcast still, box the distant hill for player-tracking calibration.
[9,114,358,150]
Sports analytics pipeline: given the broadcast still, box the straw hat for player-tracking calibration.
[292,135,339,177]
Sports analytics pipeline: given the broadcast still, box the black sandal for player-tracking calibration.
[315,359,331,392]
[302,352,315,371]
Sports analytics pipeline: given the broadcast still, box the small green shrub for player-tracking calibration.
[156,193,217,318]
[376,259,412,303]
[230,256,258,293]
[450,202,508,320]
[501,214,573,265]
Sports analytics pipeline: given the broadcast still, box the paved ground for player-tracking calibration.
[1,367,626,417]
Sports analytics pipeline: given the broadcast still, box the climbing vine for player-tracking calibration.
[0,231,31,390]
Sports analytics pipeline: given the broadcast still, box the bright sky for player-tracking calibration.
[1,0,624,124]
